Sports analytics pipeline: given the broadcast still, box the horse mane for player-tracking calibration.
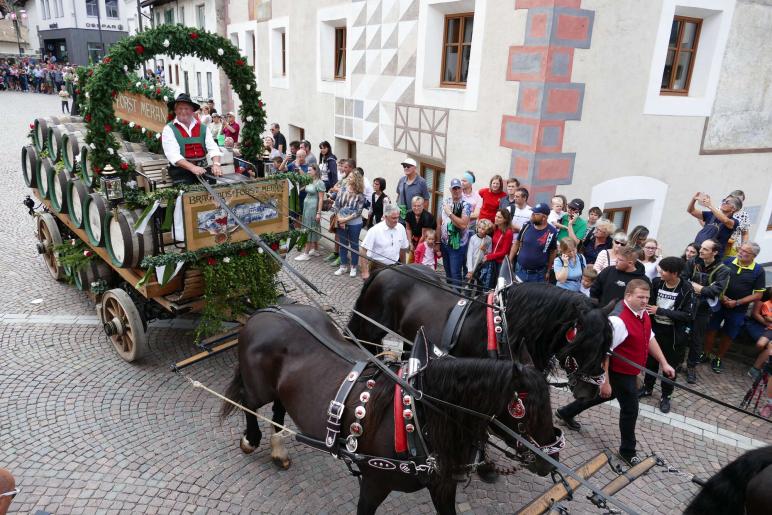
[503,283,612,376]
[685,445,772,515]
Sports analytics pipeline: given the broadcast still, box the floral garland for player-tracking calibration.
[81,24,266,180]
[113,74,177,154]
[53,239,96,271]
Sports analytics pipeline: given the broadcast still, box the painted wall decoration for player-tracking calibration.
[335,0,419,149]
[253,0,272,23]
[394,103,448,163]
[500,0,594,204]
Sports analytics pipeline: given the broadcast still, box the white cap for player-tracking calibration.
[401,157,417,167]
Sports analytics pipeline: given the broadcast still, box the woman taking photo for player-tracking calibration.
[593,230,628,272]
[367,177,390,228]
[295,164,326,261]
[479,208,514,289]
[333,172,366,277]
[628,225,650,252]
[554,238,586,291]
[478,175,507,224]
[583,219,615,265]
[318,141,338,192]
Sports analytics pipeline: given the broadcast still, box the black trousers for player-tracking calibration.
[644,325,682,397]
[168,163,214,185]
[687,309,710,367]
[560,371,639,458]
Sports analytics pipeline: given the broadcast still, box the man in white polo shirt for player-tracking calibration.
[361,204,409,279]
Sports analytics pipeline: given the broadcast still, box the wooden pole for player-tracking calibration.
[588,456,657,507]
[517,452,609,515]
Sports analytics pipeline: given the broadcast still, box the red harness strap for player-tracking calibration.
[486,291,498,353]
[393,368,407,453]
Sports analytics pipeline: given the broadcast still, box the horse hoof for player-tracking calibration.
[272,455,291,470]
[476,463,499,484]
[240,435,257,454]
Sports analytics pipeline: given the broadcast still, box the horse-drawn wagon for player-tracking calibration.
[21,26,305,364]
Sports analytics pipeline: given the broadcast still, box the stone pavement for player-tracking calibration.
[0,91,769,514]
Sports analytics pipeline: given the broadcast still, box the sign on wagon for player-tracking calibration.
[181,180,289,251]
[112,92,168,134]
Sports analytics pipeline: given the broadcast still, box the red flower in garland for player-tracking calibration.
[93,165,101,174]
[29,123,34,129]
[83,250,93,257]
[122,119,129,125]
[87,69,94,76]
[134,124,142,131]
[84,114,92,122]
[75,89,81,94]
[135,44,145,55]
[258,101,263,108]
[111,91,118,98]
[167,113,174,121]
[104,124,112,133]
[102,57,111,64]
[155,88,161,95]
[235,59,245,67]
[269,242,280,251]
[119,162,129,171]
[238,250,248,257]
[190,32,199,40]
[206,257,217,266]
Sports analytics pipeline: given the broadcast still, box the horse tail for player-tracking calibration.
[220,365,244,420]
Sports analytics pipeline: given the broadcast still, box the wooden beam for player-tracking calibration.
[172,338,239,370]
[588,456,657,507]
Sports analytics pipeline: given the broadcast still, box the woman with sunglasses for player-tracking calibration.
[593,230,629,273]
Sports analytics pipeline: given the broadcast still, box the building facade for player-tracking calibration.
[245,0,772,263]
[27,0,129,64]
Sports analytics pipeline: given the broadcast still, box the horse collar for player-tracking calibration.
[325,361,369,451]
[486,291,505,358]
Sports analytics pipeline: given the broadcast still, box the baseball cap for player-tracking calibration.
[450,178,462,189]
[532,203,550,215]
[568,198,584,212]
[401,157,417,167]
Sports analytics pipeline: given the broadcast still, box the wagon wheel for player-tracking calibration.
[36,212,64,280]
[101,288,147,362]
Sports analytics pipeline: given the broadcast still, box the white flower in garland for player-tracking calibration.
[223,257,231,264]
[123,65,128,72]
[246,116,254,122]
[90,143,96,150]
[107,147,115,155]
[84,92,89,98]
[163,39,170,48]
[116,117,121,123]
[129,121,135,128]
[141,127,146,134]
[257,247,264,254]
[246,85,251,91]
[155,133,161,140]
[163,95,168,102]
[217,48,224,56]
[135,81,142,88]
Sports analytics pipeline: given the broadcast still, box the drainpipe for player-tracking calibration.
[216,0,232,113]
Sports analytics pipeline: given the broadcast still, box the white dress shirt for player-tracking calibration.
[362,221,409,264]
[161,117,222,165]
[609,301,656,350]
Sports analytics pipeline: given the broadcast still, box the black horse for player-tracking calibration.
[221,304,559,514]
[348,264,613,400]
[685,445,772,515]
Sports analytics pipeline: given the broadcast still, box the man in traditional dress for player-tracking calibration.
[161,93,223,185]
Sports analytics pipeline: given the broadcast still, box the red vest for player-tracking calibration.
[610,303,651,375]
[170,121,207,159]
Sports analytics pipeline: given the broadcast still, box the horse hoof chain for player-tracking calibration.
[240,435,256,454]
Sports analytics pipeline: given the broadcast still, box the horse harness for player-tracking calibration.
[440,291,506,359]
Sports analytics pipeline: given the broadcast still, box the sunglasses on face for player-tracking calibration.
[401,164,411,169]
[613,240,627,245]
[0,488,18,499]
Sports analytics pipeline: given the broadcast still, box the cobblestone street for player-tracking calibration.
[0,91,769,514]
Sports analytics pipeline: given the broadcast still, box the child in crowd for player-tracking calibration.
[466,219,493,281]
[414,229,440,271]
[579,267,597,297]
[548,195,567,228]
[58,85,70,113]
[748,289,772,381]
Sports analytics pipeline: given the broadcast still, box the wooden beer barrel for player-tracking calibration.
[83,192,108,246]
[62,131,87,173]
[21,145,38,188]
[34,115,82,153]
[49,123,87,164]
[66,178,92,229]
[50,169,71,214]
[35,157,56,199]
[104,207,155,268]
[79,146,96,187]
[74,259,116,291]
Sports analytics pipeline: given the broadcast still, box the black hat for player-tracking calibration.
[568,198,585,213]
[170,93,200,111]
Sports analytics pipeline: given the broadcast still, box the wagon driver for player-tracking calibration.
[162,93,223,185]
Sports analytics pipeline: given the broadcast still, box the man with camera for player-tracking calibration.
[556,198,588,244]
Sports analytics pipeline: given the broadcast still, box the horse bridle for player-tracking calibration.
[560,325,606,387]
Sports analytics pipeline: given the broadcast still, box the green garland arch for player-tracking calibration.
[81,24,266,178]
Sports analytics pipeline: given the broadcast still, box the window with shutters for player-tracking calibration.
[420,163,446,216]
[440,13,473,87]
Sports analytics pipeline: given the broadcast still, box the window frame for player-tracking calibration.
[280,32,287,77]
[85,0,98,18]
[196,4,205,29]
[334,27,347,81]
[440,13,474,88]
[660,15,702,96]
[164,9,174,25]
[602,207,632,233]
[105,0,119,19]
[206,71,213,98]
[420,162,446,216]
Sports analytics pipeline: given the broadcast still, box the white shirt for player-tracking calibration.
[609,301,656,350]
[363,176,374,198]
[162,117,222,166]
[362,221,409,264]
[511,205,533,240]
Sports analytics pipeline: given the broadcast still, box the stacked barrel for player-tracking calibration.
[24,115,160,276]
